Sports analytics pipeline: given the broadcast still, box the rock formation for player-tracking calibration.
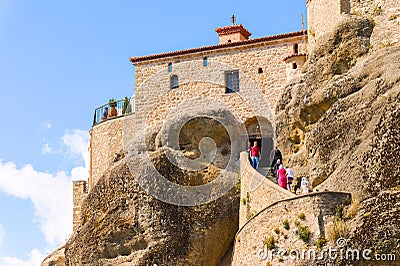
[275,16,400,264]
[64,116,240,265]
[43,12,400,266]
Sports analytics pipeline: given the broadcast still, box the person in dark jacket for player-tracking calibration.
[270,147,283,177]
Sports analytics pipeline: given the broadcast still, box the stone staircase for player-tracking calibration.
[233,151,351,265]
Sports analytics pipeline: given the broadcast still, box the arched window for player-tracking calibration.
[292,63,298,69]
[258,67,263,74]
[170,75,179,89]
[293,43,299,54]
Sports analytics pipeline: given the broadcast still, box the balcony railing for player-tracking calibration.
[93,96,135,126]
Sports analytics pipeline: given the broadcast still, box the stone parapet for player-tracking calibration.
[233,191,351,265]
[238,152,293,229]
[90,115,135,189]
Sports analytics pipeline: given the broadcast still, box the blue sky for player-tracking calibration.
[0,1,306,265]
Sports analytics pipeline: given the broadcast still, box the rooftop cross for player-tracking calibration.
[230,15,236,25]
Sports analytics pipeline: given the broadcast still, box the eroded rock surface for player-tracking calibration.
[275,15,400,264]
[64,115,240,265]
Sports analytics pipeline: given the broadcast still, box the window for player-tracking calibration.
[170,75,179,89]
[293,43,299,54]
[203,57,208,67]
[168,63,172,72]
[258,67,263,74]
[225,70,239,93]
[292,63,298,69]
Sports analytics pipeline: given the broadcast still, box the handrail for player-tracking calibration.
[235,191,351,238]
[92,96,135,126]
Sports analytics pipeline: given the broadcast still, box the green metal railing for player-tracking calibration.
[93,96,135,126]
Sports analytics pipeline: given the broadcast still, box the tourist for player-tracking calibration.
[277,164,287,189]
[273,159,281,179]
[102,107,109,121]
[300,177,310,194]
[293,177,302,195]
[245,140,252,162]
[286,168,294,191]
[270,147,283,177]
[250,141,261,169]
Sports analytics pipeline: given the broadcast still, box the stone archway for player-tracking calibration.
[244,116,274,167]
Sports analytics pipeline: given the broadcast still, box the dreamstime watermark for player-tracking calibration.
[257,238,397,262]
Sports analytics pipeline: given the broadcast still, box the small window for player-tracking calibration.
[168,63,172,72]
[292,63,298,69]
[170,75,179,89]
[227,40,231,43]
[293,43,299,54]
[258,68,263,74]
[225,70,239,93]
[203,57,208,67]
[340,0,350,14]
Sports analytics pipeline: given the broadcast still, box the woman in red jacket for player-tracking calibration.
[277,164,287,189]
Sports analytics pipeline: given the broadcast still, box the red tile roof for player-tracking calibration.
[130,30,307,64]
[214,24,251,39]
[283,53,307,62]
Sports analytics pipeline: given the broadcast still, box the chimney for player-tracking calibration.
[215,24,252,44]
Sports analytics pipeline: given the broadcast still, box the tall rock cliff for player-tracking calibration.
[275,16,400,264]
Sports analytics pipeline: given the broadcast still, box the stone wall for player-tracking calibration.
[90,116,132,189]
[88,35,309,193]
[350,0,400,50]
[219,32,248,44]
[72,181,88,232]
[307,0,400,52]
[233,192,351,265]
[239,152,293,229]
[307,0,350,51]
[133,36,307,131]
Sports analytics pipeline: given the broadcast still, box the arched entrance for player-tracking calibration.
[244,117,274,167]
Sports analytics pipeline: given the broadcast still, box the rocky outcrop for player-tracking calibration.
[276,16,399,196]
[64,158,238,265]
[345,189,400,265]
[64,114,240,265]
[275,15,400,264]
[41,246,66,266]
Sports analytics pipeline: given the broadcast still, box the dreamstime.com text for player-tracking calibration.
[257,238,396,262]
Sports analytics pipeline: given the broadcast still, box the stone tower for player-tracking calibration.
[215,24,252,44]
[306,0,350,50]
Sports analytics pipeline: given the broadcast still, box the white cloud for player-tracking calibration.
[0,224,5,248]
[62,130,90,181]
[0,161,72,246]
[62,129,89,159]
[0,249,45,266]
[0,129,90,265]
[41,143,53,155]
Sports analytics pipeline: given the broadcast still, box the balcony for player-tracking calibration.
[93,96,135,126]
